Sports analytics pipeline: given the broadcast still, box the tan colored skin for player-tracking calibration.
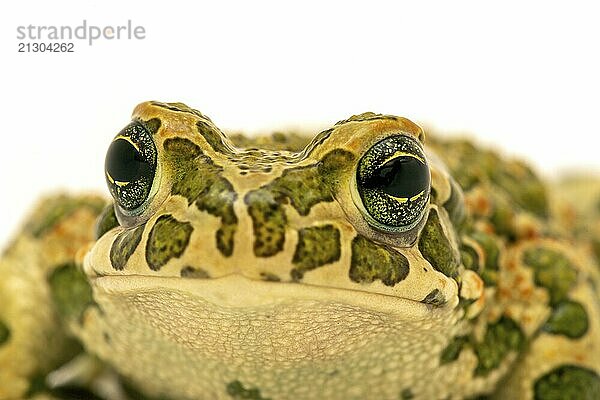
[0,102,598,400]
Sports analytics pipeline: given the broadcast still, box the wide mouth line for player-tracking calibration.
[88,269,452,316]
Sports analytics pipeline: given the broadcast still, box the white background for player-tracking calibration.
[1,0,599,244]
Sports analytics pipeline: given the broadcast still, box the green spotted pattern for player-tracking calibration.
[49,262,95,321]
[534,365,600,400]
[349,235,409,286]
[543,300,589,339]
[427,138,548,218]
[474,316,524,376]
[146,214,193,270]
[110,224,145,270]
[245,149,354,257]
[440,336,469,365]
[418,208,459,277]
[164,137,238,257]
[226,380,271,400]
[291,224,341,280]
[523,247,578,306]
[439,317,524,376]
[245,190,288,257]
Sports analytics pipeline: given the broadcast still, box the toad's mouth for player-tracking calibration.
[87,271,456,321]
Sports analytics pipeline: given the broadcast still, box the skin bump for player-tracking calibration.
[226,380,270,400]
[542,300,589,339]
[418,208,459,278]
[291,224,341,280]
[164,137,238,257]
[470,231,500,286]
[349,235,409,286]
[110,224,145,270]
[534,365,600,400]
[522,247,578,305]
[146,214,194,271]
[48,262,95,322]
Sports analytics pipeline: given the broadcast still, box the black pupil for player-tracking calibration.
[105,139,149,182]
[366,156,429,199]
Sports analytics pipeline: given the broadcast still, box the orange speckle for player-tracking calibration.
[506,259,517,271]
[499,288,511,299]
[520,287,533,298]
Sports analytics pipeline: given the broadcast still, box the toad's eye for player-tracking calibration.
[356,134,430,232]
[105,120,158,213]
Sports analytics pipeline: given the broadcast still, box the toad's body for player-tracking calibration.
[0,102,598,399]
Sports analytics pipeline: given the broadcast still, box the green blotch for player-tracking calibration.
[49,262,94,321]
[523,247,578,305]
[474,316,524,376]
[110,224,145,270]
[164,137,238,257]
[543,300,589,339]
[440,335,469,364]
[196,178,238,257]
[143,117,162,135]
[245,190,287,257]
[0,319,10,345]
[260,272,281,282]
[418,209,458,277]
[245,149,354,257]
[534,365,600,400]
[470,231,500,286]
[291,225,341,280]
[146,214,193,270]
[26,195,106,238]
[226,380,271,400]
[400,388,414,399]
[95,204,119,239]
[421,289,446,306]
[443,178,466,229]
[180,266,210,279]
[350,235,409,286]
[460,243,480,272]
[197,120,233,153]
